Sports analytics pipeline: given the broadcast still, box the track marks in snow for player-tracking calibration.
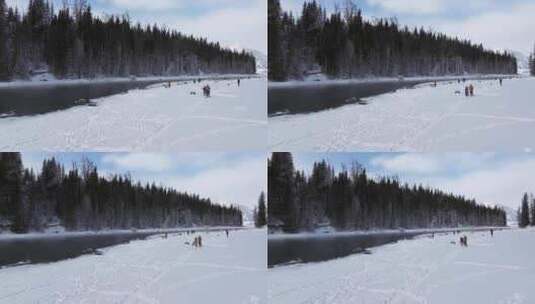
[0,78,267,151]
[270,229,535,304]
[269,77,535,151]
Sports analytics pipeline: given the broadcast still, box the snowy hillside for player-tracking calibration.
[0,229,267,303]
[247,49,268,75]
[498,205,519,227]
[238,205,256,227]
[510,50,530,75]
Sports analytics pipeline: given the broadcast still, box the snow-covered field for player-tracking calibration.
[0,77,266,151]
[269,228,535,304]
[0,228,266,304]
[269,77,535,151]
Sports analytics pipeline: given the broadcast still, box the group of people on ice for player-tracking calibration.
[201,78,242,98]
[464,84,475,97]
[188,230,231,249]
[457,229,495,248]
[192,235,203,248]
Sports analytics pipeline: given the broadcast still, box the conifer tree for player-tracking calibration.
[255,191,267,228]
[518,193,530,228]
[530,197,535,226]
[0,0,8,80]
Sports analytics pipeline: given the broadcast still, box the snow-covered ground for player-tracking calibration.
[0,77,266,151]
[269,228,535,304]
[269,77,535,151]
[0,228,266,304]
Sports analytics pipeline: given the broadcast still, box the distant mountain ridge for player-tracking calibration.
[509,50,529,74]
[246,49,267,75]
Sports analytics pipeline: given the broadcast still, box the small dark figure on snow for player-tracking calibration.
[465,86,469,97]
[499,78,503,86]
[203,85,211,97]
[237,78,241,87]
[490,229,494,237]
[192,236,202,247]
[469,84,474,96]
[460,235,468,247]
[225,230,229,238]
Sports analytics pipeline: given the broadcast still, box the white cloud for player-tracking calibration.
[368,153,535,210]
[168,156,267,209]
[102,153,174,172]
[104,0,182,11]
[171,0,267,52]
[371,154,442,174]
[433,2,535,54]
[429,158,535,209]
[370,153,496,175]
[367,0,444,14]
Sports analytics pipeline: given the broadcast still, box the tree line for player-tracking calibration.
[0,153,242,233]
[517,193,535,228]
[268,152,506,233]
[268,0,517,81]
[0,0,256,81]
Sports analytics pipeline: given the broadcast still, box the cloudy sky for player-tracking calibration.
[294,152,535,210]
[21,152,267,209]
[5,0,267,53]
[284,0,535,54]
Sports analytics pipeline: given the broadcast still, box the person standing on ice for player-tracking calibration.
[469,84,474,96]
[237,78,241,87]
[203,85,211,98]
[465,86,469,97]
[499,78,503,86]
[490,229,494,237]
